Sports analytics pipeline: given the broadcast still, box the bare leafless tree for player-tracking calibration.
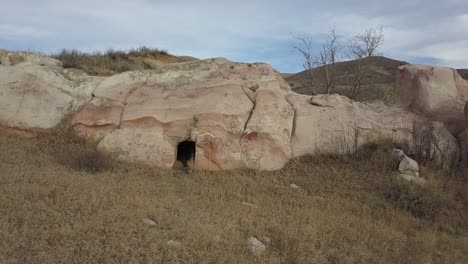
[315,26,342,94]
[347,26,384,99]
[293,35,316,95]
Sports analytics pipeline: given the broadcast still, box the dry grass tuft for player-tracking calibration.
[0,131,467,263]
[51,46,186,76]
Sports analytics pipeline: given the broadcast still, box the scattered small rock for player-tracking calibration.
[143,218,157,227]
[167,240,182,248]
[290,183,300,189]
[242,202,259,209]
[261,236,272,245]
[399,155,419,177]
[246,237,266,256]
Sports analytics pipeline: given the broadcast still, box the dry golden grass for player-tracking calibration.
[51,47,198,76]
[0,129,467,264]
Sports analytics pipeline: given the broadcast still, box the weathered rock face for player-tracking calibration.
[0,50,101,130]
[0,50,461,171]
[76,58,293,170]
[396,64,468,134]
[288,94,419,156]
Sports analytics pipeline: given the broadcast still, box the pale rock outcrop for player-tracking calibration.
[1,50,461,171]
[288,94,418,156]
[88,58,292,170]
[0,50,101,130]
[241,81,294,170]
[396,64,468,134]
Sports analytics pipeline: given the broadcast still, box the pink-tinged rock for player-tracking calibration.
[97,121,176,168]
[241,83,294,170]
[0,51,99,130]
[71,98,124,141]
[396,64,468,134]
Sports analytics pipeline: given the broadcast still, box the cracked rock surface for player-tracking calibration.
[1,50,460,170]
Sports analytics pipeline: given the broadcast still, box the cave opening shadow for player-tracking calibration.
[176,141,196,168]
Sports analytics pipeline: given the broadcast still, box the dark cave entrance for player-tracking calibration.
[176,140,196,167]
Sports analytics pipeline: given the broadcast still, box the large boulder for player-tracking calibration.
[288,94,420,156]
[0,50,101,130]
[396,64,468,134]
[79,58,294,170]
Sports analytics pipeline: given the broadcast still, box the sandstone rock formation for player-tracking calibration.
[0,50,461,171]
[288,94,418,156]
[396,64,468,134]
[0,49,101,131]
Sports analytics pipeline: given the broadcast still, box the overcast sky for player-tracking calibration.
[1,0,467,72]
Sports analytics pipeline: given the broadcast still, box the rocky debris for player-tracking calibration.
[246,237,266,256]
[290,183,300,189]
[396,64,468,134]
[393,148,426,184]
[242,202,259,209]
[167,240,182,248]
[399,155,420,177]
[142,218,157,227]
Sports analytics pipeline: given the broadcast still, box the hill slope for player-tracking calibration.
[458,69,468,80]
[285,56,407,103]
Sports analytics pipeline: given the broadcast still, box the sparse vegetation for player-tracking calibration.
[346,26,385,99]
[292,35,316,95]
[290,26,397,103]
[1,129,467,263]
[51,46,196,76]
[286,56,406,103]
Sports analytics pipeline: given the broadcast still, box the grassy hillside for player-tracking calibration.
[285,56,407,104]
[1,127,467,263]
[51,46,198,76]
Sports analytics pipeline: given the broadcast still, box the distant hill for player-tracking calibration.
[285,56,407,104]
[457,69,468,80]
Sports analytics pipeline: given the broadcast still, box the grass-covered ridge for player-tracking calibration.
[51,46,198,76]
[1,127,467,263]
